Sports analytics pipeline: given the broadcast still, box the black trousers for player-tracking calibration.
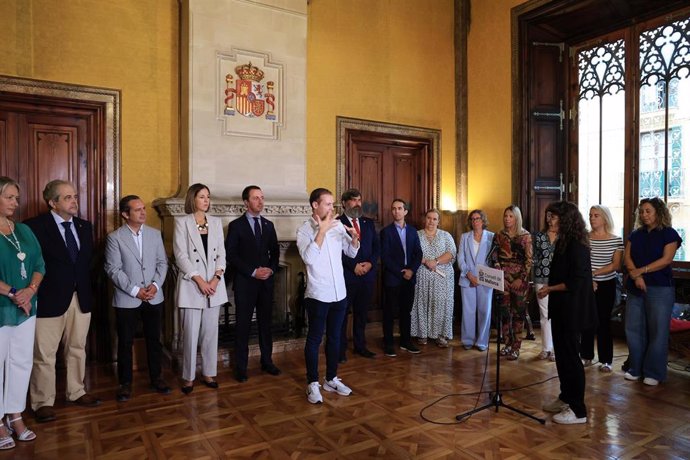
[382,280,415,348]
[580,278,615,364]
[552,313,587,418]
[340,281,374,355]
[234,278,274,372]
[116,302,163,385]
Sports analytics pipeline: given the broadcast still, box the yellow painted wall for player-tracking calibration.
[307,0,457,209]
[467,0,525,228]
[0,0,179,227]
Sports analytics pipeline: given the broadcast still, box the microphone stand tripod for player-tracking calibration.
[455,312,545,424]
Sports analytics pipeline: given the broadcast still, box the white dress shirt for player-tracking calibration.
[296,217,359,302]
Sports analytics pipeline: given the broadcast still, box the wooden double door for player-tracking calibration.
[0,88,114,361]
[343,128,436,319]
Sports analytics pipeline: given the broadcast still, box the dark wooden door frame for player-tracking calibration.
[0,75,121,362]
[336,116,441,212]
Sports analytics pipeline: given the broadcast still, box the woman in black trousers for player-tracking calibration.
[537,201,596,424]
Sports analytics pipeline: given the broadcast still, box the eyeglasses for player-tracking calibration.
[470,217,482,221]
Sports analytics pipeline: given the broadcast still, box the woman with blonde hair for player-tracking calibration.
[0,176,44,449]
[411,209,457,347]
[174,184,228,394]
[458,209,494,351]
[581,205,623,372]
[490,205,532,360]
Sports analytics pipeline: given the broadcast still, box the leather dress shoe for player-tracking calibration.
[34,406,56,423]
[234,370,248,383]
[150,378,171,394]
[339,355,347,364]
[261,363,282,376]
[181,384,194,395]
[354,348,376,359]
[116,384,132,402]
[202,379,219,389]
[72,393,101,407]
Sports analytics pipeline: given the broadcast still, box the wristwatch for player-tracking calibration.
[7,287,17,298]
[214,274,222,280]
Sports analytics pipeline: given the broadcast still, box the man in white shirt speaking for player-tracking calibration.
[297,188,360,404]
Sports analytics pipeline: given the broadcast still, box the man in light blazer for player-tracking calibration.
[380,199,423,357]
[105,195,171,401]
[226,185,281,382]
[337,188,379,360]
[24,180,101,423]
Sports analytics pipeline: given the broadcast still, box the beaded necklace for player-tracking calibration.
[1,218,27,279]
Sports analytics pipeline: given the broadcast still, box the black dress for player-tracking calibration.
[547,239,596,418]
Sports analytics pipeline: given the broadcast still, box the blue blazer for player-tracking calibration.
[380,222,422,287]
[338,214,379,284]
[24,212,94,317]
[226,213,280,288]
[457,229,494,288]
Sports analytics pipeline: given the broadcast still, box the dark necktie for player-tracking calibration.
[253,217,262,247]
[62,221,79,263]
[352,218,361,237]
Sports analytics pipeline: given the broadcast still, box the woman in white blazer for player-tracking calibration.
[458,210,494,351]
[174,184,228,394]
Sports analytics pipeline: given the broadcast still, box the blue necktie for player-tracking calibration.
[62,221,79,263]
[253,217,262,247]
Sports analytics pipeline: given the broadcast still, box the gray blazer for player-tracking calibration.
[173,214,228,309]
[104,224,168,308]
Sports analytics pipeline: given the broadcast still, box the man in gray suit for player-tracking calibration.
[105,195,170,401]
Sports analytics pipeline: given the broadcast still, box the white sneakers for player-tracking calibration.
[307,377,352,403]
[542,398,569,413]
[323,376,352,396]
[643,377,659,386]
[624,372,640,381]
[552,408,587,425]
[306,382,323,404]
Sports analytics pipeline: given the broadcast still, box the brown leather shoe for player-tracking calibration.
[34,406,56,423]
[72,393,101,407]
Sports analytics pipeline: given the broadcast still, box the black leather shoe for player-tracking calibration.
[150,378,171,394]
[181,384,194,395]
[116,383,132,402]
[34,406,56,423]
[234,370,248,383]
[261,363,282,376]
[202,379,219,389]
[354,348,376,359]
[339,354,347,364]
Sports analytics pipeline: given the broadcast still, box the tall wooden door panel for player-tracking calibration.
[0,98,108,361]
[524,30,568,232]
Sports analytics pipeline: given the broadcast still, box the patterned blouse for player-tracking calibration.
[533,231,555,284]
[590,236,624,282]
[491,229,533,296]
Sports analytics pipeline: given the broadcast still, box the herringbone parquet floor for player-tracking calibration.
[11,327,690,459]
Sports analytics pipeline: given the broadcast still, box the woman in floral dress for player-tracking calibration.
[411,209,457,347]
[491,205,532,360]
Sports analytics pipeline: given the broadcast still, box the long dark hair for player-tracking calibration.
[546,201,589,254]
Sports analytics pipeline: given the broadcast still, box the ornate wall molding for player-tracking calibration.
[153,197,311,217]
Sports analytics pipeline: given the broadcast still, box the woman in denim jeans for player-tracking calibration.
[624,197,682,386]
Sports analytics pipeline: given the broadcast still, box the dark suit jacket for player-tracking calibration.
[338,215,379,284]
[226,213,280,290]
[380,222,422,287]
[547,239,597,333]
[24,212,94,317]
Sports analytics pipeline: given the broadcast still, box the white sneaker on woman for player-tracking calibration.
[552,408,587,424]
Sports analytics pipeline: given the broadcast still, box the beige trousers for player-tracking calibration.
[30,293,92,410]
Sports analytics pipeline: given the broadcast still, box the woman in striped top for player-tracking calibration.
[581,205,623,372]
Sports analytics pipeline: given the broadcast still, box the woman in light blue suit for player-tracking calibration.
[458,210,494,351]
[174,184,228,394]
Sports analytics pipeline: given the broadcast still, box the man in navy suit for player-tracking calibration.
[338,188,379,360]
[226,185,281,382]
[24,180,101,423]
[380,199,423,357]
